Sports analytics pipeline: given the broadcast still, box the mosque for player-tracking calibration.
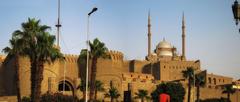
[0,13,239,102]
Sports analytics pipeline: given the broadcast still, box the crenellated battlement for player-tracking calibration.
[63,54,78,63]
[107,50,124,61]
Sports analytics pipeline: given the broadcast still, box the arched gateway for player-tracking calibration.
[58,80,75,96]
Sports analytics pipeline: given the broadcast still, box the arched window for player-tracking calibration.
[58,80,74,91]
[208,77,212,84]
[213,78,216,85]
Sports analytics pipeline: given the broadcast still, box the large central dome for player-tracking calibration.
[157,39,172,49]
[155,39,173,57]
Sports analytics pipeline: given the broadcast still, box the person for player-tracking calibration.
[159,85,170,102]
[159,93,170,102]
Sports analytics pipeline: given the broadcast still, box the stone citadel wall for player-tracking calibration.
[0,51,239,102]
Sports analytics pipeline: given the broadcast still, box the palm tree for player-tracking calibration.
[78,39,109,101]
[77,49,89,101]
[182,67,194,102]
[87,38,109,101]
[134,89,150,102]
[29,19,63,102]
[77,79,89,100]
[78,49,88,80]
[10,18,63,102]
[195,74,206,102]
[2,37,26,102]
[104,87,120,102]
[95,80,105,100]
[222,84,236,102]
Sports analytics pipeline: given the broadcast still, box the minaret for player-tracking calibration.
[182,12,186,60]
[147,11,152,56]
[56,0,62,47]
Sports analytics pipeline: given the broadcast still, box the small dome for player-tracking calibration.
[157,39,172,49]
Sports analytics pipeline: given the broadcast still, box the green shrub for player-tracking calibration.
[40,92,79,102]
[21,96,31,102]
[151,82,185,102]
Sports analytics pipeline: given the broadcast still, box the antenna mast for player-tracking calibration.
[56,0,62,47]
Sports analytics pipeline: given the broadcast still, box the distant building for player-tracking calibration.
[0,13,239,102]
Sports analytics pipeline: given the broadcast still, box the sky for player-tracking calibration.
[0,0,240,79]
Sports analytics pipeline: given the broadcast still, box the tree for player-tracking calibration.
[222,84,236,102]
[195,74,206,102]
[104,87,120,102]
[77,79,89,100]
[79,38,109,101]
[9,18,63,102]
[134,89,150,102]
[77,49,89,101]
[77,49,88,80]
[95,80,105,100]
[151,82,185,102]
[182,67,194,102]
[2,37,26,102]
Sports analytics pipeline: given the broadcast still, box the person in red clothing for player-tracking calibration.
[159,86,170,102]
[159,93,170,102]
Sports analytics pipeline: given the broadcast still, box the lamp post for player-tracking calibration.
[232,0,240,32]
[85,7,98,102]
[193,69,195,102]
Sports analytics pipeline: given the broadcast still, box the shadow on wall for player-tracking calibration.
[152,62,160,80]
[142,64,152,74]
[129,60,134,72]
[0,56,17,96]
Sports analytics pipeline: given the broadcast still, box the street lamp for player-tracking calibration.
[232,0,240,32]
[85,7,98,102]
